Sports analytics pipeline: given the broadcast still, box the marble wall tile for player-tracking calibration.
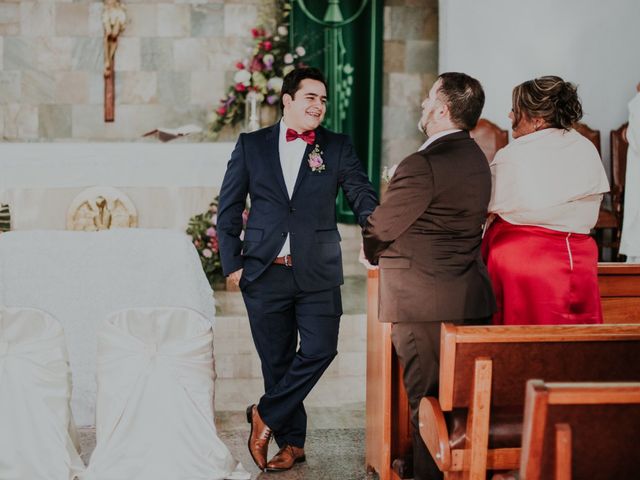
[114,37,141,71]
[0,107,4,140]
[0,37,3,71]
[3,37,37,71]
[54,71,89,104]
[387,72,422,108]
[173,38,209,71]
[405,40,438,74]
[223,3,257,38]
[39,104,72,138]
[383,40,405,73]
[87,72,105,105]
[157,4,190,38]
[0,71,21,103]
[2,103,38,139]
[116,71,157,104]
[72,104,168,139]
[141,38,173,71]
[383,105,421,141]
[36,37,73,72]
[191,3,224,37]
[72,36,103,72]
[157,71,190,106]
[124,4,157,37]
[191,71,224,105]
[0,3,20,35]
[55,2,89,37]
[20,1,55,37]
[382,137,424,168]
[87,1,104,37]
[384,5,428,41]
[21,69,55,104]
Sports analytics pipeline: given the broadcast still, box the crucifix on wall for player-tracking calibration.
[102,0,127,122]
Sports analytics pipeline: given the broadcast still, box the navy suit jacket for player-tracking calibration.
[217,123,378,292]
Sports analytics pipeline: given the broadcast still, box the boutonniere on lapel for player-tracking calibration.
[308,144,326,173]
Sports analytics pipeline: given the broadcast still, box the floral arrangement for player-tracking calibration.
[186,197,248,288]
[209,0,307,138]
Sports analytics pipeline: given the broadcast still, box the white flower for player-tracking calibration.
[202,248,213,258]
[263,53,274,66]
[277,26,288,36]
[234,69,251,85]
[284,53,294,64]
[295,46,306,57]
[267,77,283,92]
[283,65,294,76]
[382,163,399,183]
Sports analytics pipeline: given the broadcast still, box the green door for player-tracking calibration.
[291,0,383,222]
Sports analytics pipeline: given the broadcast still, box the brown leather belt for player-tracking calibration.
[273,255,293,267]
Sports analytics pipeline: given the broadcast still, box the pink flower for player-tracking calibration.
[206,227,216,237]
[263,41,272,51]
[308,144,326,172]
[309,157,323,169]
[216,106,227,115]
[202,248,213,258]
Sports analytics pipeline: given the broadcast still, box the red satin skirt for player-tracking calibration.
[482,217,603,325]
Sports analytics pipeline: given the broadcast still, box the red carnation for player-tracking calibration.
[263,41,272,51]
[235,61,245,70]
[216,106,227,115]
[235,83,247,92]
[251,28,260,38]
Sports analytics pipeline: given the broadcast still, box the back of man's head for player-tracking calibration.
[437,72,485,130]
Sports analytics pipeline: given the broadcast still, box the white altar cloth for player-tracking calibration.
[0,229,215,426]
[0,142,235,230]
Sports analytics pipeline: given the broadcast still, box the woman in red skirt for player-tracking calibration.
[482,76,610,325]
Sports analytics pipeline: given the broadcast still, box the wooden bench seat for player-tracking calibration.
[418,323,640,479]
[520,380,640,480]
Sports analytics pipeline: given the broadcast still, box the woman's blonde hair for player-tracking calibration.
[511,76,583,131]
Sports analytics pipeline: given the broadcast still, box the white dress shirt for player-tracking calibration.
[277,118,308,257]
[418,129,462,151]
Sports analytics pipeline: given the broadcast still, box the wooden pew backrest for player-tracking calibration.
[520,380,640,480]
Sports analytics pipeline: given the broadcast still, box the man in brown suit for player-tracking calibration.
[363,72,496,480]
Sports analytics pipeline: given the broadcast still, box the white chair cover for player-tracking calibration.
[0,307,84,480]
[83,307,248,480]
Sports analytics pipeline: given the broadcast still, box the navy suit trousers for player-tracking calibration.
[241,264,342,448]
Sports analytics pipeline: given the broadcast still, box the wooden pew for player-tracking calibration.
[365,269,412,480]
[418,323,640,479]
[365,265,640,479]
[599,263,640,323]
[520,380,640,480]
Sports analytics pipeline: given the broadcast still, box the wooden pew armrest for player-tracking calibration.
[419,396,451,470]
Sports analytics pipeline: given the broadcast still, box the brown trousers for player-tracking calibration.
[392,320,484,480]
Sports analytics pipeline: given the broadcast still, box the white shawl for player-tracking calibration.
[489,128,610,234]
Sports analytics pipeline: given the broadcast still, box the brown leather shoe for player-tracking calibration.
[265,444,306,472]
[246,404,272,470]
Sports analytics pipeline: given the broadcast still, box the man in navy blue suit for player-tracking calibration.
[217,67,377,472]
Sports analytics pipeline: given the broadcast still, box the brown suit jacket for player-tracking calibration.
[363,131,496,323]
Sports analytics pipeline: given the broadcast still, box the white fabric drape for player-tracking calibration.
[83,307,248,480]
[0,307,84,480]
[620,92,640,260]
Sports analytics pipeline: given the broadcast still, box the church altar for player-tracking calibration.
[0,142,235,231]
[0,229,215,426]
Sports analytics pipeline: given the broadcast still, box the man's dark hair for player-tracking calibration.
[437,72,485,130]
[280,67,328,113]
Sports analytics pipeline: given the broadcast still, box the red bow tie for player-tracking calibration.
[286,128,316,145]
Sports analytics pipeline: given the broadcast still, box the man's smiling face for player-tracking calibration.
[282,78,327,133]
